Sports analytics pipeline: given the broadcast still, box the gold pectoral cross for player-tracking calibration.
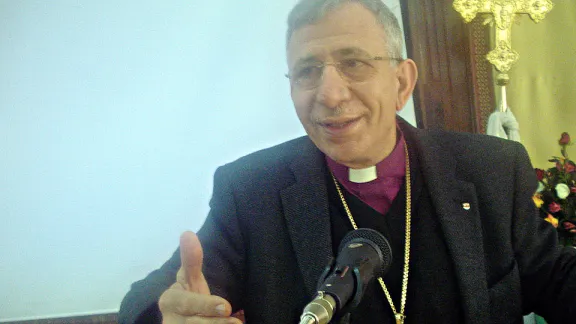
[395,313,405,324]
[453,0,554,85]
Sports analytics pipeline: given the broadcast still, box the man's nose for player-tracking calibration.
[316,65,351,109]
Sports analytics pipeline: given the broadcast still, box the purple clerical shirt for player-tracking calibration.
[326,133,406,215]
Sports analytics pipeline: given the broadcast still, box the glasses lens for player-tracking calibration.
[293,65,322,89]
[290,58,378,89]
[338,59,375,82]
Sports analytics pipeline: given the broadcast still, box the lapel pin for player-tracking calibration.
[462,202,471,210]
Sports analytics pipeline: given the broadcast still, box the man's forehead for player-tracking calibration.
[287,38,388,68]
[286,2,388,65]
[287,34,387,65]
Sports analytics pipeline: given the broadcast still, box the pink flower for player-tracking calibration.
[559,132,571,145]
[571,187,576,194]
[563,221,576,233]
[556,161,563,171]
[565,162,575,173]
[549,202,562,213]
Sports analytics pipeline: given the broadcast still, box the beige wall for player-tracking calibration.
[500,1,576,167]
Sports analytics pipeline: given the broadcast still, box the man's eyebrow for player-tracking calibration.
[292,47,372,67]
[293,55,321,67]
[333,47,372,58]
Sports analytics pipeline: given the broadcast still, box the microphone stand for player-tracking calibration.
[299,292,337,324]
[299,259,364,324]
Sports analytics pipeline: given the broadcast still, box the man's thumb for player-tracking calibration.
[179,231,210,295]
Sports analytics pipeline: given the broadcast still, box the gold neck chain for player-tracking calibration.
[330,142,411,324]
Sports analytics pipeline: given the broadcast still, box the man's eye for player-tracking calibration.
[340,59,366,69]
[296,66,319,79]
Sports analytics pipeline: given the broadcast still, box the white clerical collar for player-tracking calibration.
[349,166,377,183]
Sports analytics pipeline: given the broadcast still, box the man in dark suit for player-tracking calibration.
[119,0,576,323]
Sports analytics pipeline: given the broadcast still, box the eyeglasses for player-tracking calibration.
[286,56,403,90]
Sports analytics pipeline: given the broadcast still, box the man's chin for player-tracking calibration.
[322,145,367,168]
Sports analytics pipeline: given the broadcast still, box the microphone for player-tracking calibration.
[299,228,393,324]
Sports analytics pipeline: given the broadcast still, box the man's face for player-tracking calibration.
[287,3,416,169]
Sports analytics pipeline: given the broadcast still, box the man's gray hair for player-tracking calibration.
[286,0,404,59]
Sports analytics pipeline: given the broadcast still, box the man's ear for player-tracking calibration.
[395,59,418,111]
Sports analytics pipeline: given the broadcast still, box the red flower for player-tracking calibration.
[556,161,563,171]
[565,161,575,173]
[558,132,570,145]
[559,132,571,145]
[535,168,545,181]
[571,187,576,194]
[549,202,562,213]
[563,221,576,233]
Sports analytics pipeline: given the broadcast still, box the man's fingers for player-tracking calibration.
[182,316,243,324]
[159,286,233,317]
[180,231,210,294]
[163,233,237,322]
[162,313,242,324]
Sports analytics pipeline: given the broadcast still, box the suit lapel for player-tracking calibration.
[410,128,489,324]
[281,138,333,297]
[280,127,490,322]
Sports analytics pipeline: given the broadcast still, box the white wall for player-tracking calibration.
[0,0,413,321]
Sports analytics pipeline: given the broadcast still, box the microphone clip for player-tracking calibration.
[315,257,366,320]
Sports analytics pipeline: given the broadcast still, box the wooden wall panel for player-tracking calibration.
[400,0,494,133]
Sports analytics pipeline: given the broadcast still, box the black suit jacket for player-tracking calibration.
[119,120,576,323]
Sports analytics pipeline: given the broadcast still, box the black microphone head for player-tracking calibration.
[337,228,393,278]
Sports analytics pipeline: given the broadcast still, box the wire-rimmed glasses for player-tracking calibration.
[286,56,403,90]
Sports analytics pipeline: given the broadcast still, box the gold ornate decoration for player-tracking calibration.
[453,0,554,85]
[330,142,411,324]
[470,18,495,132]
[486,40,520,74]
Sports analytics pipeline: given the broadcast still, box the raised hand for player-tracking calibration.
[158,231,242,324]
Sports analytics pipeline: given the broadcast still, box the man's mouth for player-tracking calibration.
[319,117,361,134]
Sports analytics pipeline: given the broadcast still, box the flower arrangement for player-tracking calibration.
[533,132,576,246]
